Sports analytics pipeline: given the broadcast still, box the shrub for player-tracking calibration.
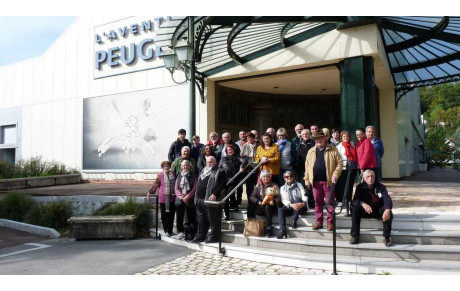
[0,160,16,179]
[0,192,36,222]
[93,197,152,229]
[25,200,73,229]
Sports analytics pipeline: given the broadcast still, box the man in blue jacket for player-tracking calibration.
[349,169,393,246]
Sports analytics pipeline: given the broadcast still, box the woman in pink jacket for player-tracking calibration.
[355,128,377,174]
[147,161,176,237]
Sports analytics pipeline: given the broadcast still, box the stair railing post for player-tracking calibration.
[327,183,338,275]
[155,195,159,239]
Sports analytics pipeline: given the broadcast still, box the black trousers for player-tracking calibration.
[160,203,176,235]
[350,205,393,238]
[247,203,277,229]
[195,198,222,240]
[245,171,257,202]
[175,201,197,234]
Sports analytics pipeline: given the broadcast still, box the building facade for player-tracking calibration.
[0,16,427,180]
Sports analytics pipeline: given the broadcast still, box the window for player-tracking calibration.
[0,125,16,145]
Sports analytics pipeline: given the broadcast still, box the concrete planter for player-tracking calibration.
[0,174,81,190]
[68,215,137,240]
[26,176,56,188]
[56,174,81,185]
[0,178,27,191]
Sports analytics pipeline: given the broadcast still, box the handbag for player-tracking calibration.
[243,219,265,237]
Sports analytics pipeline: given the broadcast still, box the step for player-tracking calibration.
[229,210,460,231]
[220,231,460,261]
[153,229,460,274]
[221,220,460,245]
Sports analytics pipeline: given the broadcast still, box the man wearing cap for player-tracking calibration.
[168,129,192,162]
[304,129,343,231]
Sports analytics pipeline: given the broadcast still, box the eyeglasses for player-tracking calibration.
[284,175,294,178]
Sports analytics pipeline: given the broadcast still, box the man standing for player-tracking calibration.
[190,135,204,163]
[241,132,258,201]
[191,156,227,244]
[349,170,393,246]
[168,129,192,162]
[310,124,319,136]
[304,129,342,231]
[366,126,385,182]
[171,146,198,175]
[235,130,247,152]
[251,130,260,145]
[290,124,304,170]
[297,129,315,208]
[207,132,223,151]
[266,127,277,143]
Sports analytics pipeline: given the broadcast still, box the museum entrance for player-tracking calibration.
[214,67,342,139]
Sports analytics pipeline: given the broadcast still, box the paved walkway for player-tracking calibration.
[135,251,356,275]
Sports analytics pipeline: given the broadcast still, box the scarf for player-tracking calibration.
[180,171,191,195]
[277,139,287,152]
[342,141,358,163]
[163,171,175,212]
[200,166,213,180]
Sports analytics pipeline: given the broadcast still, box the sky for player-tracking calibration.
[0,16,76,66]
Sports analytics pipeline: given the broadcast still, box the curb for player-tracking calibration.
[0,219,60,238]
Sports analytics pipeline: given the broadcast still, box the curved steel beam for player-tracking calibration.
[392,51,460,73]
[227,20,254,65]
[386,17,450,53]
[197,25,229,62]
[280,23,297,47]
[171,16,207,47]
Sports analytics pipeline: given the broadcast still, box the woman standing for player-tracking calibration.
[336,131,358,208]
[276,128,293,186]
[147,161,176,237]
[174,160,198,240]
[355,128,377,174]
[255,133,281,184]
[197,144,216,172]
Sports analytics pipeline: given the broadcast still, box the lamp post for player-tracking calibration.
[159,16,196,137]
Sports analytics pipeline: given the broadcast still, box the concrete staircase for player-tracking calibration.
[151,207,460,274]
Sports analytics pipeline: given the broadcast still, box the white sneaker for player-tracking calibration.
[337,202,343,207]
[174,232,185,239]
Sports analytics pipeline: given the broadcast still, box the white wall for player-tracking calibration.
[0,17,186,173]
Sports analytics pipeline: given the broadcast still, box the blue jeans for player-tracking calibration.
[278,205,307,231]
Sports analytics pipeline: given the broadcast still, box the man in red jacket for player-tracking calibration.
[355,128,377,174]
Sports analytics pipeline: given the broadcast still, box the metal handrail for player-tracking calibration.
[204,161,263,207]
[147,194,160,239]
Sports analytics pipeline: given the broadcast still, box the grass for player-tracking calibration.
[93,196,152,229]
[0,156,80,180]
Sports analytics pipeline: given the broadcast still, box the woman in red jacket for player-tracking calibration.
[355,128,377,174]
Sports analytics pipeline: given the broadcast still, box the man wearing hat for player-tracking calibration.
[304,129,343,231]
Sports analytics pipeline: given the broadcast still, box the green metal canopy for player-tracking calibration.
[155,16,460,101]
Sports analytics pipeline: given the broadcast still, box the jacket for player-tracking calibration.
[203,165,227,200]
[168,138,192,162]
[336,142,358,170]
[171,157,197,175]
[304,144,343,187]
[371,137,385,167]
[249,181,280,204]
[352,181,393,210]
[190,143,204,163]
[280,182,307,208]
[218,155,244,184]
[356,138,377,169]
[297,138,315,172]
[148,172,176,203]
[255,144,281,175]
[197,153,216,172]
[278,140,293,171]
[175,172,198,201]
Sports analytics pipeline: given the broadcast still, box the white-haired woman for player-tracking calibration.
[174,159,198,240]
[248,170,280,237]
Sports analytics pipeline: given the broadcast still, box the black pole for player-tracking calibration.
[327,183,338,275]
[188,16,196,137]
[218,204,225,255]
[155,195,159,239]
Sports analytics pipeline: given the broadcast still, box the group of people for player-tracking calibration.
[147,124,393,246]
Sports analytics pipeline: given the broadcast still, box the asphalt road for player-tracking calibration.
[0,237,193,275]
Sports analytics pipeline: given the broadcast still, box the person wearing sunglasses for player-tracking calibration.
[277,171,308,239]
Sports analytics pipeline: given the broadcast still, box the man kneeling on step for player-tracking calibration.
[349,169,393,247]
